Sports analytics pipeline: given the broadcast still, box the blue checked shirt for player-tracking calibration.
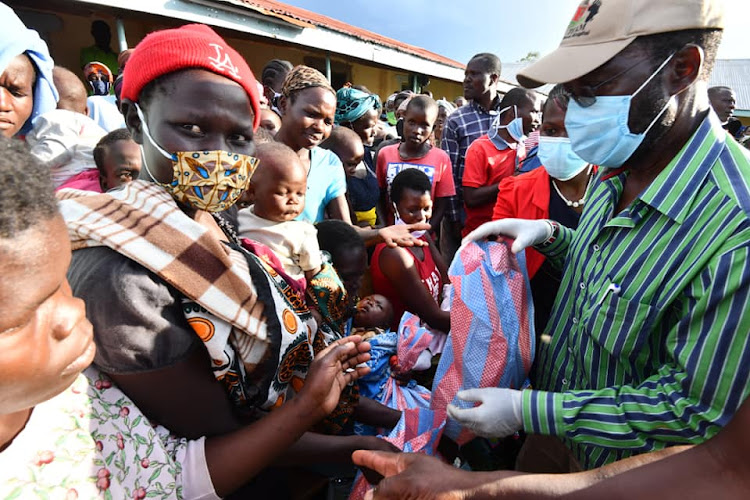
[440,97,501,223]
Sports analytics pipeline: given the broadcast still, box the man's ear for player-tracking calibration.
[120,99,143,145]
[667,44,703,96]
[489,72,500,87]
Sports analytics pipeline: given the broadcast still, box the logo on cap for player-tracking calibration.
[208,43,241,79]
[565,0,601,39]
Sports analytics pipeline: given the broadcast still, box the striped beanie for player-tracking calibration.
[121,24,261,129]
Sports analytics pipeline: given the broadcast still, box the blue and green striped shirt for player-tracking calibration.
[522,113,750,469]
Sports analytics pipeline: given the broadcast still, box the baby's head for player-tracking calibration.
[320,126,365,177]
[259,108,282,137]
[247,142,307,222]
[353,294,394,329]
[93,128,142,191]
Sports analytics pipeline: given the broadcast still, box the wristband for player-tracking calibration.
[537,220,560,248]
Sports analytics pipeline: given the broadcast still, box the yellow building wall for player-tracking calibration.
[14,4,463,103]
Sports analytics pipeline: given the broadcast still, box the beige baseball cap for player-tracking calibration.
[517,0,725,88]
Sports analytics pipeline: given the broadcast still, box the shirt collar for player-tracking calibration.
[489,131,510,150]
[470,94,502,115]
[637,112,726,223]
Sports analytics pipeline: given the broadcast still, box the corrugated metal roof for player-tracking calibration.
[210,0,465,70]
[709,59,750,111]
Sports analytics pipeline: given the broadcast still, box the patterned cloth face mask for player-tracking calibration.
[135,103,259,212]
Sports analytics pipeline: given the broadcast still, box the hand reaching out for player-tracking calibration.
[352,450,476,500]
[379,223,431,248]
[298,335,371,420]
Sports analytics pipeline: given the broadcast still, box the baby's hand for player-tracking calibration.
[298,336,371,420]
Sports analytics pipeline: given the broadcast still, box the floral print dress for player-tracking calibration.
[0,368,214,500]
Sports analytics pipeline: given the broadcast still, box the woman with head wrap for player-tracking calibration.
[335,86,383,226]
[336,86,381,150]
[275,67,431,246]
[275,65,347,225]
[0,3,57,138]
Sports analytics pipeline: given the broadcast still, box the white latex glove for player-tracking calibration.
[461,218,555,254]
[446,388,523,438]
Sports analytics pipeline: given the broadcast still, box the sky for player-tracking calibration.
[280,0,748,65]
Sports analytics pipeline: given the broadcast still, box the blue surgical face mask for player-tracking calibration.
[565,54,675,168]
[538,136,589,181]
[89,80,110,96]
[494,106,527,144]
[393,203,427,239]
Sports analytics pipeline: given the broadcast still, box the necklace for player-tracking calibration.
[552,167,594,208]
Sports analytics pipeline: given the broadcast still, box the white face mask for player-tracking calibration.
[393,203,428,238]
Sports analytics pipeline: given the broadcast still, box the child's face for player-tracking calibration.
[99,139,142,191]
[351,108,379,147]
[0,216,95,414]
[402,107,437,148]
[333,246,367,305]
[251,158,307,222]
[0,55,35,138]
[125,69,255,188]
[353,294,393,329]
[337,142,365,177]
[395,188,432,225]
[259,109,281,137]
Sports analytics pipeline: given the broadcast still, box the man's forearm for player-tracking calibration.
[465,446,691,500]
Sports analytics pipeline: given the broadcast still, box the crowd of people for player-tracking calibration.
[1,0,750,498]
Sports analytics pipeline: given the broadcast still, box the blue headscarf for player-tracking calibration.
[0,4,57,135]
[335,87,381,125]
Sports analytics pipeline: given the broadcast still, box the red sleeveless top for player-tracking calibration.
[370,237,441,330]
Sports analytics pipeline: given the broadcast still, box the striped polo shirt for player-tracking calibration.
[522,113,750,469]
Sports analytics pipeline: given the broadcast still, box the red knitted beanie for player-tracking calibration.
[121,24,260,129]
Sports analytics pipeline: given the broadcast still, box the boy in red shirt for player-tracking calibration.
[461,88,541,236]
[376,96,455,232]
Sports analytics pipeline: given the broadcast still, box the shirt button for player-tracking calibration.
[568,346,574,354]
[593,244,600,251]
[572,317,578,324]
[579,282,586,290]
[562,378,568,385]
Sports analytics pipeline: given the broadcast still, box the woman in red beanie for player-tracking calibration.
[59,24,392,497]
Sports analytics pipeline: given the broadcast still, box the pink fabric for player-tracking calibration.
[349,408,445,500]
[431,239,535,444]
[55,169,102,193]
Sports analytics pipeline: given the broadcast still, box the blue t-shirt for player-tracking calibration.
[298,147,347,223]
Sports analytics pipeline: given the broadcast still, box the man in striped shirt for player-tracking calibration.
[453,0,750,471]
